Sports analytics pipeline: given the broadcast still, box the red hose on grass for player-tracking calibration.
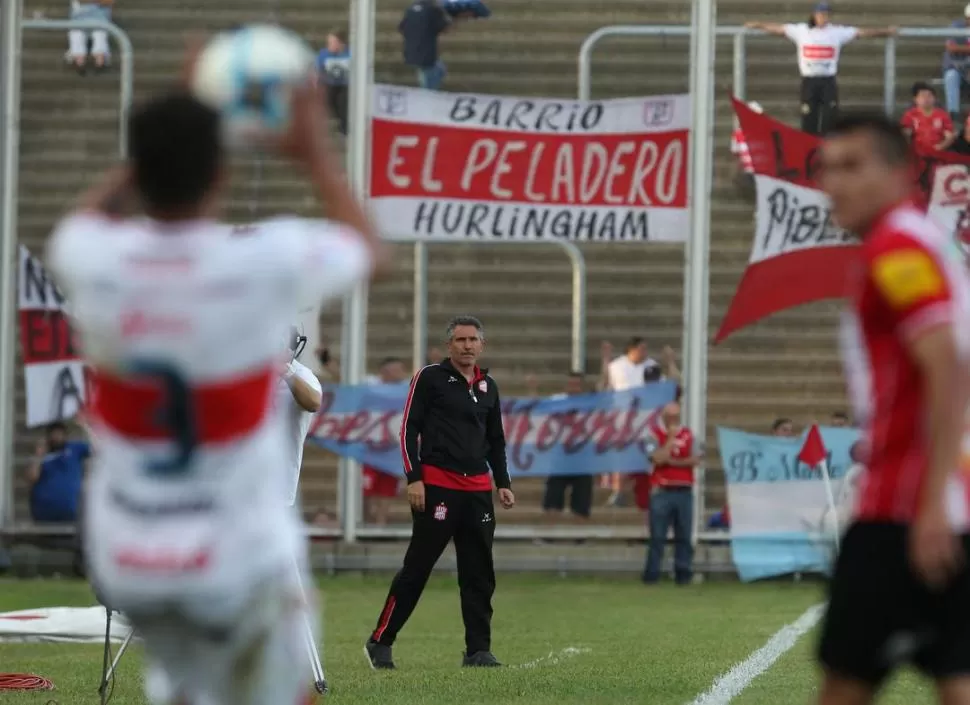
[0,673,55,690]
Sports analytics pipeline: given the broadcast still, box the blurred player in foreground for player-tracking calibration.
[46,47,386,705]
[816,112,970,705]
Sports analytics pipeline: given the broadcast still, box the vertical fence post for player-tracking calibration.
[0,0,22,530]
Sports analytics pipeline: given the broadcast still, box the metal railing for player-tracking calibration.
[579,24,970,114]
[0,14,133,529]
[409,239,587,372]
[21,19,134,155]
[341,236,587,541]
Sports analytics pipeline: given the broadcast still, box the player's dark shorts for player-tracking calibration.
[818,521,970,686]
[542,475,593,517]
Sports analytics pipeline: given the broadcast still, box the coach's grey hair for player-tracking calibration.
[445,315,485,342]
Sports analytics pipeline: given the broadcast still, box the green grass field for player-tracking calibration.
[0,576,941,704]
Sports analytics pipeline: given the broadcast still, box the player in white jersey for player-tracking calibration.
[46,65,387,705]
[277,326,322,507]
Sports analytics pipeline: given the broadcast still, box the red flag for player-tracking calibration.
[714,99,970,344]
[798,424,827,468]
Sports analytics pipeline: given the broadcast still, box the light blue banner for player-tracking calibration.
[309,382,678,478]
[718,426,863,582]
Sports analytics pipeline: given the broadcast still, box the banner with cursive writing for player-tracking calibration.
[719,425,863,582]
[18,245,90,428]
[369,85,690,242]
[309,382,679,476]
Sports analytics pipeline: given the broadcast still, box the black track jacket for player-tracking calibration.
[400,359,511,491]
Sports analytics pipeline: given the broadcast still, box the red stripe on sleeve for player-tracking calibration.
[399,365,433,475]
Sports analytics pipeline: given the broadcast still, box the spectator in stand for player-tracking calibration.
[362,357,409,525]
[399,0,452,90]
[67,0,114,75]
[900,82,955,153]
[745,7,894,135]
[658,344,682,384]
[317,30,350,136]
[943,5,970,120]
[600,338,659,505]
[731,100,764,194]
[771,417,795,437]
[539,372,594,523]
[642,401,701,585]
[27,422,90,523]
[830,410,851,427]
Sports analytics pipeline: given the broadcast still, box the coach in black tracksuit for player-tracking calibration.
[365,315,514,669]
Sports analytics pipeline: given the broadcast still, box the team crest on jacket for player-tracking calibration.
[434,503,448,521]
[477,380,487,393]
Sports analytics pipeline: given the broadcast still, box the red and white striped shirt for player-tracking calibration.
[840,203,970,526]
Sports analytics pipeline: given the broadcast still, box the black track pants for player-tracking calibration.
[371,484,496,654]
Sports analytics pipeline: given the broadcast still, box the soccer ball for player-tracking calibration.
[190,24,315,150]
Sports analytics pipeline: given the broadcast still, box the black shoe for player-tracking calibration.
[462,650,502,667]
[364,639,395,670]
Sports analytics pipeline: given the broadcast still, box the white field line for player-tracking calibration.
[513,646,592,669]
[687,603,825,705]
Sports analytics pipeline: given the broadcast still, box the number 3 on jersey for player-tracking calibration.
[127,358,197,475]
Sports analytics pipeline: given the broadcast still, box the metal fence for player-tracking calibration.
[3,14,960,544]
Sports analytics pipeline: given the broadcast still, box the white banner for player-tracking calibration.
[929,163,970,260]
[18,245,88,428]
[369,86,691,242]
[751,174,855,265]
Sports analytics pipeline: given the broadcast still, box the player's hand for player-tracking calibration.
[34,439,46,456]
[498,488,515,509]
[276,77,331,165]
[180,32,208,88]
[600,340,613,361]
[407,481,426,512]
[910,503,963,589]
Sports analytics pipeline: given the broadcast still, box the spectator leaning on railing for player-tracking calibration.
[399,0,452,90]
[943,5,970,120]
[361,357,409,526]
[317,29,350,136]
[67,0,114,75]
[642,401,701,586]
[537,372,594,523]
[900,82,955,153]
[599,337,659,506]
[745,4,894,135]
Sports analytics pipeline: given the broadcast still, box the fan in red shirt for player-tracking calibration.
[900,81,955,154]
[815,112,970,705]
[640,401,700,585]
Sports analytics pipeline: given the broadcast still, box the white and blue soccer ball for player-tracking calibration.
[190,24,315,150]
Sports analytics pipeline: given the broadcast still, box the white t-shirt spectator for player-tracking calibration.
[783,23,859,77]
[607,355,658,391]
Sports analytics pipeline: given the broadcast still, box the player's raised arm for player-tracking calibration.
[277,78,389,277]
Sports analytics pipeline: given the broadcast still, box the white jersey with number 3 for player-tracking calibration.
[47,212,370,622]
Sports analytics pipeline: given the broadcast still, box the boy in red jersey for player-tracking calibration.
[816,112,970,705]
[901,82,955,153]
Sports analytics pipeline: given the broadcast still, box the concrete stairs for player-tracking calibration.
[11,0,953,528]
